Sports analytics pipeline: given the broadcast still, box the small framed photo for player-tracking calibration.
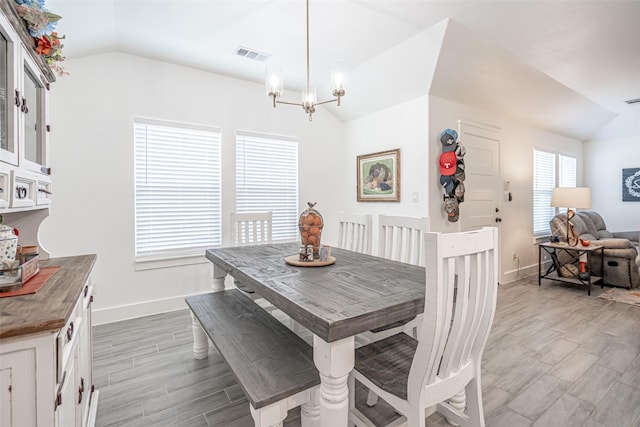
[357,149,400,202]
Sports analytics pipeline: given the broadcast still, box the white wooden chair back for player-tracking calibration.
[337,212,372,254]
[409,227,499,403]
[230,212,273,246]
[378,214,430,266]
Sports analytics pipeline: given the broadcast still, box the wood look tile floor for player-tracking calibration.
[93,277,640,427]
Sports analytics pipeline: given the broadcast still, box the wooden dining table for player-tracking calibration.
[194,242,425,427]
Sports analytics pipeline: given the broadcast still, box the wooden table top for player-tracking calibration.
[0,254,97,339]
[206,243,425,343]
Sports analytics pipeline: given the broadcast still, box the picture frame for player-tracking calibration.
[357,149,400,202]
[622,167,640,201]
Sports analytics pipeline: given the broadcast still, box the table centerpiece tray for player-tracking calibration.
[284,255,336,267]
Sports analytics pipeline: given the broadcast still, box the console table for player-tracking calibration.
[538,242,604,295]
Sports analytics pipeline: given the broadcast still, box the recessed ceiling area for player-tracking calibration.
[47,0,640,139]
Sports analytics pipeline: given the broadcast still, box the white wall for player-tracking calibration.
[428,95,584,283]
[40,52,344,324]
[584,135,640,231]
[341,96,430,251]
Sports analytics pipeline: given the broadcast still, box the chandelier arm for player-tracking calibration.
[314,98,339,106]
[276,100,304,107]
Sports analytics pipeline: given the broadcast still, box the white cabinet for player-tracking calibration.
[0,11,19,167]
[0,1,54,213]
[0,274,97,427]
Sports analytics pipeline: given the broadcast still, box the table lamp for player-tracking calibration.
[550,187,591,245]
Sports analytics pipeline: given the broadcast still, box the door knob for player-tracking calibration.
[495,217,502,223]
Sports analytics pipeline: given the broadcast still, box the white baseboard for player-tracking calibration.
[502,261,545,284]
[92,293,199,325]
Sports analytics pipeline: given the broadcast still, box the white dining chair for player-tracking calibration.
[349,227,499,427]
[230,211,303,334]
[359,214,430,406]
[230,212,276,309]
[357,214,430,345]
[378,214,430,266]
[337,212,373,254]
[230,211,272,247]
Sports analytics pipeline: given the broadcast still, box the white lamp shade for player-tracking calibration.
[551,187,591,209]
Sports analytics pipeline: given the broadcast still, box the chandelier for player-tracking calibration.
[266,0,346,121]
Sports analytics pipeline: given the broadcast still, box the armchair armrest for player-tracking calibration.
[595,238,634,249]
[612,231,640,243]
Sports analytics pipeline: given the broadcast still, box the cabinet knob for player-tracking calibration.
[20,97,28,114]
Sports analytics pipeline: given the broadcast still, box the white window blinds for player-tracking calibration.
[533,149,577,236]
[533,149,556,236]
[235,131,299,241]
[559,154,577,188]
[135,119,222,259]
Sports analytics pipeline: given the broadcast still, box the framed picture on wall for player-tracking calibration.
[357,149,400,202]
[622,167,640,201]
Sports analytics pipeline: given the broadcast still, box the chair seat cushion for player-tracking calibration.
[355,333,417,400]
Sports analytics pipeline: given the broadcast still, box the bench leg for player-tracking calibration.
[301,387,320,427]
[250,400,288,427]
[313,335,355,427]
[191,311,209,360]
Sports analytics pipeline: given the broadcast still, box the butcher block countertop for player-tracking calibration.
[0,254,96,340]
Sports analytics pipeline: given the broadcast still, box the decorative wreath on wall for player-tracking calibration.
[13,0,67,76]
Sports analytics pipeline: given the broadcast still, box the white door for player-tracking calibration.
[456,120,501,229]
[456,120,502,279]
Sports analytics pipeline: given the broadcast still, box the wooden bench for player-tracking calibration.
[186,289,321,427]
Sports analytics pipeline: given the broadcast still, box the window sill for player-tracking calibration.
[135,252,212,271]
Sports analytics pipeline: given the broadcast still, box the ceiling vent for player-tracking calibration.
[235,46,270,62]
[624,98,640,105]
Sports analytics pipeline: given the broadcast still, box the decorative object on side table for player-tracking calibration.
[550,187,591,245]
[357,149,400,202]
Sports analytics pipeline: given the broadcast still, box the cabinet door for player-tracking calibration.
[20,52,48,174]
[0,349,38,427]
[0,13,19,166]
[77,318,92,427]
[55,357,77,427]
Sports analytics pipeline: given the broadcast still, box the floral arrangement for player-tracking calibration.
[13,0,67,76]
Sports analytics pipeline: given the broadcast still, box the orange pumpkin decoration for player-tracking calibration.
[298,202,324,258]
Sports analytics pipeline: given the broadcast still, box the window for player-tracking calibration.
[532,149,577,236]
[134,119,222,259]
[236,131,299,241]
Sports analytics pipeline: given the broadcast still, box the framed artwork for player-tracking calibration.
[357,149,400,202]
[622,167,640,201]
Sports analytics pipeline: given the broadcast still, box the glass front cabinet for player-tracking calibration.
[0,3,54,211]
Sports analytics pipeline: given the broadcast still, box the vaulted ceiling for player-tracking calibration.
[48,0,640,140]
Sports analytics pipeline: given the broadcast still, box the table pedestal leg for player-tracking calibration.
[191,311,208,359]
[212,263,226,292]
[313,335,355,427]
